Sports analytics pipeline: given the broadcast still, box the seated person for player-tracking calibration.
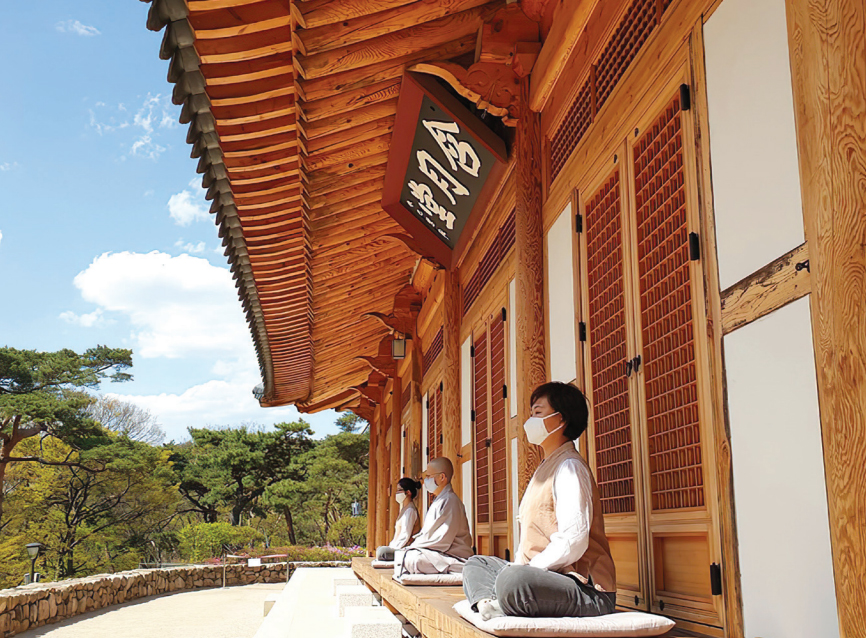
[395,456,473,576]
[375,477,422,561]
[462,382,617,619]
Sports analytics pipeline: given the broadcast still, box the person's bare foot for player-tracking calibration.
[477,598,505,620]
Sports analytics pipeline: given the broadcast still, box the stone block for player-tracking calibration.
[331,577,362,595]
[344,606,401,638]
[263,593,280,617]
[335,585,373,617]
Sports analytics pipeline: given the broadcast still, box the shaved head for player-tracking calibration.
[427,457,454,481]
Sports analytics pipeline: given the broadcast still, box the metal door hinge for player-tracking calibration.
[501,307,507,322]
[579,322,587,342]
[575,213,584,233]
[502,385,508,399]
[689,232,701,260]
[471,409,476,422]
[470,345,475,357]
[710,563,723,596]
[680,84,691,111]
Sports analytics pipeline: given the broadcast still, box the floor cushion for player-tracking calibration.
[372,560,394,569]
[394,572,464,586]
[453,599,675,637]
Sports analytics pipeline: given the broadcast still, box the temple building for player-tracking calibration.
[144,0,865,636]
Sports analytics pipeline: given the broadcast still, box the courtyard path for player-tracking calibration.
[15,582,284,638]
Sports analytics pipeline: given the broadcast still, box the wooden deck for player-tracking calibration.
[351,558,704,638]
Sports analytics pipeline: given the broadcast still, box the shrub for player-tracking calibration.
[326,515,367,547]
[177,523,263,563]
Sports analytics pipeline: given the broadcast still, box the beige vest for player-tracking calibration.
[517,443,617,592]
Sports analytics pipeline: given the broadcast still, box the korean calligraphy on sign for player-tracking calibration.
[382,73,507,267]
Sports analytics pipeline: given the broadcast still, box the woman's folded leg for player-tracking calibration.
[495,565,616,618]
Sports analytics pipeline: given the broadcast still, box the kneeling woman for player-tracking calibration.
[463,382,616,618]
[376,477,422,561]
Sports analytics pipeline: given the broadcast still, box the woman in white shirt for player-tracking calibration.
[376,477,422,561]
[462,382,617,618]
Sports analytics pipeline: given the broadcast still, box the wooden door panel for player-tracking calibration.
[585,168,638,516]
[489,313,508,523]
[473,331,490,526]
[632,93,705,513]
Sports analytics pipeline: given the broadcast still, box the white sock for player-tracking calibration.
[477,598,505,620]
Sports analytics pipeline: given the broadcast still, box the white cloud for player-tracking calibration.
[109,379,340,443]
[0,162,18,171]
[168,191,209,226]
[88,94,176,160]
[56,20,100,36]
[0,230,3,247]
[59,308,106,328]
[175,240,207,254]
[70,251,250,359]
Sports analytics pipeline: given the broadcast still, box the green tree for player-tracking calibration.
[87,395,164,445]
[173,421,314,526]
[0,346,133,527]
[335,413,366,434]
[0,434,177,584]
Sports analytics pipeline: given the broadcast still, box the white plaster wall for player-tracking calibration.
[546,203,578,383]
[461,337,473,447]
[511,437,520,554]
[508,279,518,418]
[462,461,474,537]
[725,298,839,638]
[704,0,804,289]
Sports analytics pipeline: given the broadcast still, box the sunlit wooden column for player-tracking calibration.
[375,404,390,548]
[390,375,402,532]
[367,408,379,556]
[514,77,546,495]
[409,342,424,480]
[442,268,463,496]
[785,1,866,634]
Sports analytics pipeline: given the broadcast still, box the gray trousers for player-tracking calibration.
[376,546,395,561]
[462,556,616,618]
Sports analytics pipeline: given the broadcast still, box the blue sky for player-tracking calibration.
[0,1,340,441]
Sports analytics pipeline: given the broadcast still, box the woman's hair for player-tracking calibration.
[530,382,589,441]
[397,477,422,499]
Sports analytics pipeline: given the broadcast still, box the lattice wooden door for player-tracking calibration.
[472,306,510,558]
[583,166,648,611]
[578,89,722,630]
[425,381,443,509]
[630,93,720,627]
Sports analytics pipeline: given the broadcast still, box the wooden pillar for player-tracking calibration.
[515,77,546,495]
[442,268,463,496]
[785,1,866,634]
[375,406,390,549]
[409,343,423,480]
[390,376,402,533]
[367,409,378,556]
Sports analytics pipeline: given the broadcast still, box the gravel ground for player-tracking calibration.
[14,582,285,638]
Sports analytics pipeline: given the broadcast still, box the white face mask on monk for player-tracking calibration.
[523,412,564,446]
[395,492,406,505]
[424,476,438,492]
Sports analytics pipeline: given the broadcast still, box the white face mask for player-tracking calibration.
[424,476,438,492]
[395,492,406,505]
[523,412,563,446]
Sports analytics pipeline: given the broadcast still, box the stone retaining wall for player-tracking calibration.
[0,561,349,638]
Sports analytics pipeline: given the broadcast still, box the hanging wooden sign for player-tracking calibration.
[382,72,508,269]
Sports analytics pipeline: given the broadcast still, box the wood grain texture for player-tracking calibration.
[720,243,811,335]
[391,375,402,533]
[529,0,601,112]
[410,342,424,480]
[376,408,391,548]
[367,409,379,555]
[442,269,463,497]
[785,1,866,635]
[515,78,546,494]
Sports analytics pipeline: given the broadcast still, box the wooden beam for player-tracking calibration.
[303,133,392,172]
[293,0,491,57]
[297,81,401,123]
[441,268,462,497]
[409,343,424,479]
[529,0,600,113]
[390,375,402,532]
[293,6,496,80]
[300,101,398,141]
[515,78,545,494]
[720,243,811,335]
[785,0,866,633]
[376,408,390,548]
[292,0,418,30]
